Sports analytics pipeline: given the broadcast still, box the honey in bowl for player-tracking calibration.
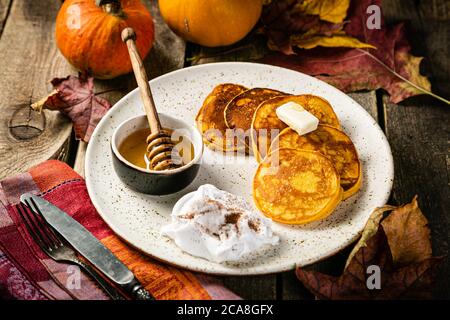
[119,128,195,170]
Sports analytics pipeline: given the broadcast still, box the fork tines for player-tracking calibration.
[17,199,63,253]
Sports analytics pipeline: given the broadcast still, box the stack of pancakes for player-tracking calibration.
[196,84,362,225]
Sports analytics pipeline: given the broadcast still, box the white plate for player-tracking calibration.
[85,62,393,275]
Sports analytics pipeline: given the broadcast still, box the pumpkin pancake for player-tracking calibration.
[224,88,286,132]
[251,95,341,162]
[270,125,361,199]
[253,148,342,225]
[196,83,247,151]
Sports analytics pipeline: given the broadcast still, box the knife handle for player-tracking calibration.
[126,278,155,300]
[133,286,154,300]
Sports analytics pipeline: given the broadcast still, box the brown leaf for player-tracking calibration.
[296,198,442,299]
[385,257,443,299]
[382,196,432,268]
[261,0,438,103]
[297,227,442,299]
[31,73,111,142]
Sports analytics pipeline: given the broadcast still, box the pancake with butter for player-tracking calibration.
[270,125,361,199]
[251,95,341,162]
[253,148,342,225]
[196,83,247,151]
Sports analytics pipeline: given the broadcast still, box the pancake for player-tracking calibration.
[270,125,361,199]
[195,83,247,151]
[224,88,286,132]
[251,95,341,162]
[253,148,342,225]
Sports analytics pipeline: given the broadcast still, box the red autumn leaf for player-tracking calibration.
[261,0,435,103]
[297,226,442,300]
[31,73,111,142]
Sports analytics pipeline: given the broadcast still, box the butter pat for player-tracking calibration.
[276,102,319,136]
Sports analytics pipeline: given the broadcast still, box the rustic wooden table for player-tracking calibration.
[0,0,448,299]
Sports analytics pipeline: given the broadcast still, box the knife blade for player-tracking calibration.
[20,193,154,300]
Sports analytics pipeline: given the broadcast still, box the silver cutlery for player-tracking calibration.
[17,202,125,300]
[20,194,154,300]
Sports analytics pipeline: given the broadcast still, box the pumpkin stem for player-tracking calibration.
[96,0,125,17]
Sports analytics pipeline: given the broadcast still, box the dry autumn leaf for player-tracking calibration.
[296,0,352,24]
[381,196,432,268]
[261,0,372,53]
[297,228,441,299]
[31,73,111,143]
[296,197,442,299]
[262,0,449,104]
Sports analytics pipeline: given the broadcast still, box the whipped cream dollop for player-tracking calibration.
[161,184,279,263]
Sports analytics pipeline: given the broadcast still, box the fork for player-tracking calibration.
[16,202,125,300]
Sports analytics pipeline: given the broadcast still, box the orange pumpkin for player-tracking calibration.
[158,0,262,47]
[56,0,155,79]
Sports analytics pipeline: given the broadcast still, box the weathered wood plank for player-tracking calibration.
[73,141,87,177]
[382,0,450,299]
[0,0,73,179]
[145,0,186,79]
[348,92,379,122]
[222,275,277,300]
[190,33,267,65]
[0,0,12,36]
[73,0,186,176]
[383,0,450,20]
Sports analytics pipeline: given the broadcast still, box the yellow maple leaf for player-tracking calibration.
[295,0,351,24]
[291,34,376,50]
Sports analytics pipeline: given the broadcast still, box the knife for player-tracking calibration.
[20,193,154,300]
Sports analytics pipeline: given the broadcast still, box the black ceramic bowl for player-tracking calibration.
[111,114,203,195]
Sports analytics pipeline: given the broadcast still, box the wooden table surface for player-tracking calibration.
[0,0,448,299]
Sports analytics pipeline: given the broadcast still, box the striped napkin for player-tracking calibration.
[0,160,239,300]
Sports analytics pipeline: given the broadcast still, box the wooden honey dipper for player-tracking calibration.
[121,27,180,171]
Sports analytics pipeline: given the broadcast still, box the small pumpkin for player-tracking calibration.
[158,0,263,47]
[56,0,155,79]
